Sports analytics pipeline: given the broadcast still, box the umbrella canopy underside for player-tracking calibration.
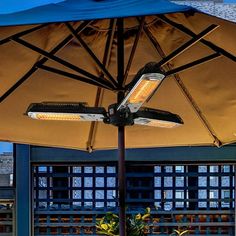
[0,0,236,150]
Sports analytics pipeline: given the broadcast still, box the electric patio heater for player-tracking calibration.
[1,0,236,235]
[27,62,183,235]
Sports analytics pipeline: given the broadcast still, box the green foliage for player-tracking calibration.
[126,207,150,236]
[96,208,151,236]
[96,212,119,236]
[96,208,190,236]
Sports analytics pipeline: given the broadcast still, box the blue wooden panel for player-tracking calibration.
[31,145,236,163]
[15,144,31,236]
[0,187,14,200]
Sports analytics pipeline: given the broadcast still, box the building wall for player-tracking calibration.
[0,152,13,174]
[0,152,13,186]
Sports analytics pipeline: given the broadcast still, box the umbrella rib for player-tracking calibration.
[122,17,145,87]
[0,66,37,103]
[12,37,115,89]
[0,24,48,45]
[87,19,117,152]
[172,75,222,147]
[86,88,105,152]
[158,15,236,62]
[103,19,117,69]
[142,23,222,147]
[65,22,119,88]
[0,21,92,104]
[141,19,166,58]
[38,64,113,90]
[156,24,219,68]
[166,52,222,77]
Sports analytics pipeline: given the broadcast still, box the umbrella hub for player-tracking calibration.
[104,103,134,127]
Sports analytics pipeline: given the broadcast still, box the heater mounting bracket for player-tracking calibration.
[103,103,134,127]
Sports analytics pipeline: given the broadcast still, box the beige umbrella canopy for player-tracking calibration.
[0,1,236,151]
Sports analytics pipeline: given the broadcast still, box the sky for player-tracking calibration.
[0,142,12,154]
[0,0,64,14]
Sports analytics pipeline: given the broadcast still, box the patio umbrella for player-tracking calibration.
[0,0,236,235]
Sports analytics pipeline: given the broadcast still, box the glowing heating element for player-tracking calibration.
[28,112,105,121]
[117,73,165,113]
[134,117,182,128]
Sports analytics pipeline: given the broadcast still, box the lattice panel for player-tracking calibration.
[33,163,235,235]
[153,164,235,235]
[0,202,14,236]
[33,165,117,235]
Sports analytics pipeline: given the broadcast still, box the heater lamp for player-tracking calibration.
[117,73,165,113]
[27,102,107,121]
[134,108,183,128]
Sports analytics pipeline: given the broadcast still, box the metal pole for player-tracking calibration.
[117,90,126,236]
[118,125,126,236]
[117,16,126,236]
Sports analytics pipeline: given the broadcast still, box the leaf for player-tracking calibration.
[112,214,119,218]
[179,230,189,236]
[172,229,189,236]
[135,213,142,220]
[141,213,150,220]
[145,207,151,214]
[174,229,180,234]
[101,224,108,230]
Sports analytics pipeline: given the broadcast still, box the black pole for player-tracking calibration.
[117,90,126,236]
[117,17,126,236]
[118,124,126,236]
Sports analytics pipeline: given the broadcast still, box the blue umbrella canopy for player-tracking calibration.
[0,0,236,150]
[0,0,192,26]
[0,0,64,15]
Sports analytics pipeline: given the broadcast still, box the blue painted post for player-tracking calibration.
[234,164,236,235]
[15,144,31,236]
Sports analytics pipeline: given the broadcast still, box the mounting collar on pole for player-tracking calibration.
[103,103,134,126]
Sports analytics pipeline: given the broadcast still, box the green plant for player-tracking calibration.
[96,208,151,236]
[126,208,150,236]
[96,212,119,236]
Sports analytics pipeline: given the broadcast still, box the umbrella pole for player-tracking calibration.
[118,124,126,236]
[117,17,126,236]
